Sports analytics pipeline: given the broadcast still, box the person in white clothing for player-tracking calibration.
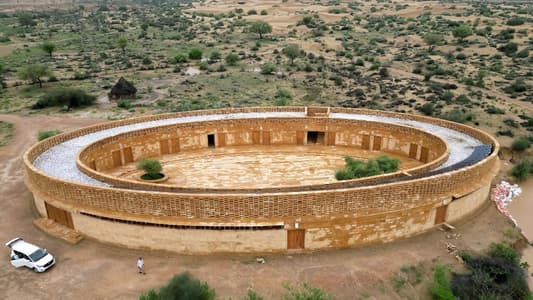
[137,257,145,274]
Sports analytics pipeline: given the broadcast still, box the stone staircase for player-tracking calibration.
[33,218,84,244]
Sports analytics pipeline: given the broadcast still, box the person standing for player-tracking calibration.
[137,257,146,275]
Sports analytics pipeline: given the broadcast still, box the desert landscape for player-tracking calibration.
[0,0,532,299]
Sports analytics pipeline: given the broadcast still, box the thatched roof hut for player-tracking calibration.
[109,77,137,99]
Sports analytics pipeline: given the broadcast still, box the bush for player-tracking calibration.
[451,254,529,300]
[498,42,518,56]
[140,272,215,300]
[488,243,520,264]
[32,88,96,109]
[419,103,436,116]
[173,53,188,64]
[505,79,529,94]
[189,48,203,60]
[137,159,163,179]
[439,109,473,124]
[261,63,277,75]
[225,53,239,66]
[511,138,531,152]
[335,155,400,180]
[510,157,533,181]
[429,266,455,300]
[37,130,62,141]
[282,283,334,300]
[117,100,132,109]
[507,17,525,26]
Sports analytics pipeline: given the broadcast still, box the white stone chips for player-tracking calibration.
[33,111,482,188]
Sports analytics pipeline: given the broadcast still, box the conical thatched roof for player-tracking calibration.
[109,77,137,99]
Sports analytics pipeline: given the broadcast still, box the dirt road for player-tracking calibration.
[0,113,519,300]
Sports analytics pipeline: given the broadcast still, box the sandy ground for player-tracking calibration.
[509,178,533,288]
[0,113,526,299]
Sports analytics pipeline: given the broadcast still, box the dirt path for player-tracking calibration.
[0,113,522,300]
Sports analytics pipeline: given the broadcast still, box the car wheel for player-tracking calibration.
[32,267,39,273]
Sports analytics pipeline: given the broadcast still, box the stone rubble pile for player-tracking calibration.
[491,181,522,226]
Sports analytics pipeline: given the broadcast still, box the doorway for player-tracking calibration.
[207,134,215,148]
[307,131,325,145]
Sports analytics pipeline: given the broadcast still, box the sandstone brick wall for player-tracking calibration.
[24,107,500,253]
[76,118,448,193]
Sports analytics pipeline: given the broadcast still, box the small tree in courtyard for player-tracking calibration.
[137,159,163,180]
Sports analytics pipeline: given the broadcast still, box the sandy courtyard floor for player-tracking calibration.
[107,145,422,189]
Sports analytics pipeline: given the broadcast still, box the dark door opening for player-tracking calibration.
[207,134,215,148]
[307,131,325,145]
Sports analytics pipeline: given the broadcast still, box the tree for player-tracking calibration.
[40,42,56,57]
[225,53,239,66]
[423,33,444,53]
[17,12,36,27]
[18,64,52,88]
[117,37,128,55]
[249,21,272,39]
[452,25,472,42]
[282,44,299,65]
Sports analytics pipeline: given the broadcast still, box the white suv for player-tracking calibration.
[5,238,55,272]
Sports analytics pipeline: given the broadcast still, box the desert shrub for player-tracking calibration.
[137,159,163,180]
[439,109,473,124]
[173,53,188,64]
[485,105,505,114]
[244,289,264,300]
[488,243,520,263]
[33,88,96,109]
[188,48,203,60]
[451,250,529,300]
[282,283,334,300]
[429,266,455,300]
[505,79,529,94]
[140,272,215,300]
[117,99,132,109]
[225,53,239,66]
[37,130,62,141]
[510,157,533,181]
[419,103,436,116]
[507,17,525,26]
[511,138,531,152]
[335,155,400,180]
[498,42,518,56]
[516,49,529,58]
[261,63,277,75]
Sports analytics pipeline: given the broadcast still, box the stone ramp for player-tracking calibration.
[33,218,84,244]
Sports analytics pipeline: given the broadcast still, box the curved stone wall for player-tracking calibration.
[76,117,449,193]
[24,107,500,253]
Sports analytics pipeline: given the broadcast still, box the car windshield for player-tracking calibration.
[29,249,48,262]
